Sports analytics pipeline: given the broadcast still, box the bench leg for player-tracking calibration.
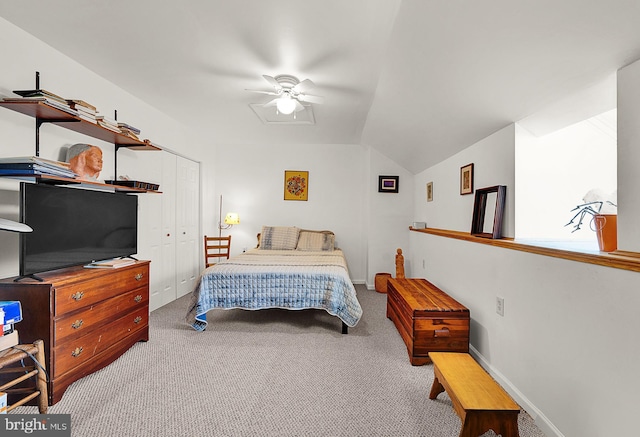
[428,376,445,400]
[459,412,520,437]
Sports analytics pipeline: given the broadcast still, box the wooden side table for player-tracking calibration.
[0,339,48,414]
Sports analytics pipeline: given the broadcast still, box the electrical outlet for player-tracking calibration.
[496,296,505,316]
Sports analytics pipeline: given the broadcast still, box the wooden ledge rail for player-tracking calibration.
[410,227,640,273]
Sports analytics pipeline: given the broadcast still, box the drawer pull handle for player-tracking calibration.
[134,273,143,281]
[134,295,143,303]
[71,319,84,329]
[71,291,84,301]
[134,316,143,324]
[434,328,450,337]
[71,347,83,357]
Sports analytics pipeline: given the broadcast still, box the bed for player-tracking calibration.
[186,226,363,334]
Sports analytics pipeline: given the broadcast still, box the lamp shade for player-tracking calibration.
[224,212,240,225]
[276,95,296,115]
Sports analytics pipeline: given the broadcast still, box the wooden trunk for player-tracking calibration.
[387,278,469,365]
[0,261,150,405]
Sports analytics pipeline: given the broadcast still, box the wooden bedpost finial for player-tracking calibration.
[396,248,405,278]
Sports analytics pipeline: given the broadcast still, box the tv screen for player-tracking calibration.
[19,182,138,277]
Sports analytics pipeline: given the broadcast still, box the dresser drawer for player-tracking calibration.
[54,287,149,342]
[53,265,149,316]
[52,306,148,378]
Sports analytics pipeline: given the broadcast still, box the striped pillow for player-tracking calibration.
[259,226,300,250]
[296,230,335,251]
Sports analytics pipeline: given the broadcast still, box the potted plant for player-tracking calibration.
[566,189,617,251]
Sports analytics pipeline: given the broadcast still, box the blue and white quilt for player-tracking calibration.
[186,249,363,331]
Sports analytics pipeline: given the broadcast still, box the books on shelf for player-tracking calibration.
[67,99,98,124]
[2,96,78,116]
[0,156,76,178]
[85,258,136,269]
[13,88,67,104]
[95,115,120,132]
[9,88,79,116]
[117,122,141,135]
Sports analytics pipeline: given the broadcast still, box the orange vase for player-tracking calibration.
[593,214,617,252]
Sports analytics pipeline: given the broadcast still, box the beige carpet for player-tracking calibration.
[14,285,547,437]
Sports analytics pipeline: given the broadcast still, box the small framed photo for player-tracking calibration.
[460,163,474,195]
[284,170,308,201]
[426,182,433,202]
[378,175,399,193]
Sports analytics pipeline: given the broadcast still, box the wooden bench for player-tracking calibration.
[387,278,469,365]
[428,352,520,437]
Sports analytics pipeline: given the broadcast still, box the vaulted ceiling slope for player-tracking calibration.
[1,1,640,174]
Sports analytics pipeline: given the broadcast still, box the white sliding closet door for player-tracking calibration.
[158,151,177,309]
[176,156,200,298]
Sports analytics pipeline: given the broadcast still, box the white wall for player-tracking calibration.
[411,121,640,437]
[413,124,516,239]
[366,147,413,285]
[617,59,640,252]
[212,142,369,282]
[516,111,617,243]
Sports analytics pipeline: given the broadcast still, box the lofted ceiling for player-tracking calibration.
[1,0,640,174]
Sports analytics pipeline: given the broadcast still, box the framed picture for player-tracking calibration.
[284,170,308,201]
[460,163,474,195]
[426,182,433,202]
[378,175,399,193]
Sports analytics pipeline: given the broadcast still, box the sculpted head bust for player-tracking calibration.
[66,143,103,181]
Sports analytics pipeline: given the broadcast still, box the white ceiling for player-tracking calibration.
[1,0,640,174]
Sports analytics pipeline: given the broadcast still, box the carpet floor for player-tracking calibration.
[13,285,547,437]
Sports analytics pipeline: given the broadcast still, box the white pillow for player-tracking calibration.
[296,230,335,251]
[259,226,300,250]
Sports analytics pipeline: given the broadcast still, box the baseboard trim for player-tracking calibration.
[469,345,565,437]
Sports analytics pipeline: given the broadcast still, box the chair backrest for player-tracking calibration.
[204,235,231,267]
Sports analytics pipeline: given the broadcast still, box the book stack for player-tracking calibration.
[95,115,120,133]
[85,258,136,269]
[0,156,77,178]
[3,89,78,116]
[67,99,98,124]
[117,122,141,140]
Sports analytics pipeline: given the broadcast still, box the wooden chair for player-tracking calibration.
[204,235,231,267]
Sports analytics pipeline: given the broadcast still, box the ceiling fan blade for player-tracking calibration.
[294,100,305,112]
[262,75,282,91]
[292,78,315,94]
[245,89,279,96]
[297,94,324,104]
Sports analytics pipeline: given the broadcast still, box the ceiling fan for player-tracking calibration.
[246,74,324,115]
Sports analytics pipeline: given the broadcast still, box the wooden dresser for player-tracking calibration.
[387,278,469,365]
[0,261,149,405]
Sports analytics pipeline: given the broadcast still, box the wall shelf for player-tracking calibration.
[0,100,160,150]
[0,73,162,193]
[410,227,640,273]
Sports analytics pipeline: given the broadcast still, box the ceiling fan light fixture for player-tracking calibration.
[276,94,297,115]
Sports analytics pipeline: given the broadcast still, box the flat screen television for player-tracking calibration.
[19,182,138,278]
